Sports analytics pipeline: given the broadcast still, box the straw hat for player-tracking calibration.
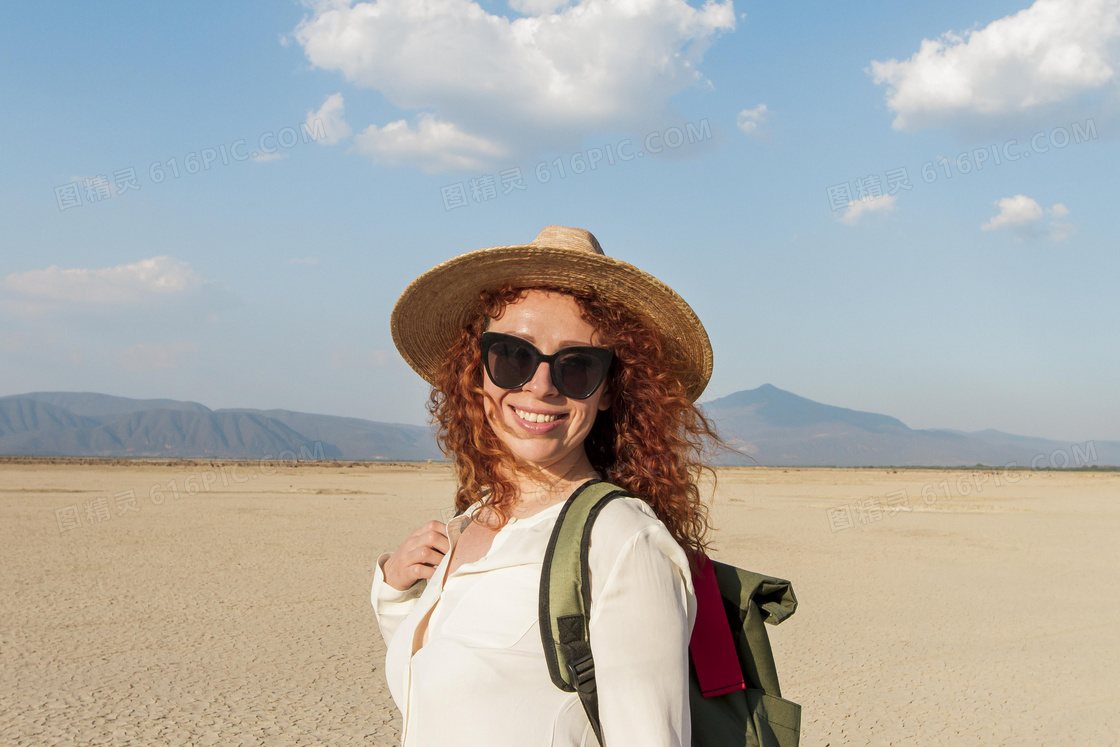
[390,225,713,401]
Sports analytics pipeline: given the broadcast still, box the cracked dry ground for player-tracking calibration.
[2,462,1118,745]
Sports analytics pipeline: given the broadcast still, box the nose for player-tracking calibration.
[522,359,559,397]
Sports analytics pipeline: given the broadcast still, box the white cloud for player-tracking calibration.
[1048,202,1076,240]
[293,0,735,171]
[509,0,573,13]
[353,114,509,172]
[1049,222,1076,241]
[981,194,1074,239]
[839,194,896,225]
[306,92,352,145]
[869,0,1120,130]
[118,341,199,372]
[736,104,768,138]
[253,152,287,163]
[3,256,206,307]
[982,194,1044,231]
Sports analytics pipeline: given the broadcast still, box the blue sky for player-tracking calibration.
[2,0,1117,442]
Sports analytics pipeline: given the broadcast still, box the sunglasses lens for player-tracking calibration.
[487,339,536,389]
[556,352,604,399]
[483,333,609,399]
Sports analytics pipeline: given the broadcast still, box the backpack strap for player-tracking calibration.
[539,479,630,747]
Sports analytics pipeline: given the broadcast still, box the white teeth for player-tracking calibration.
[515,408,560,423]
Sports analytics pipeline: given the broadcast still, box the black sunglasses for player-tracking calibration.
[480,331,613,400]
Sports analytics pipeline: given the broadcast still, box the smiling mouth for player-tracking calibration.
[512,407,566,424]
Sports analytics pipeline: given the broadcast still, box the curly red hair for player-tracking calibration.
[427,282,724,561]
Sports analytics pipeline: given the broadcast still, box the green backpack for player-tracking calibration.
[539,480,801,747]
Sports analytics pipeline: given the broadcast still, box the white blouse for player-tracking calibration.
[370,492,697,747]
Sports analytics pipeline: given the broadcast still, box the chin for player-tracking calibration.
[513,448,568,470]
[489,422,564,468]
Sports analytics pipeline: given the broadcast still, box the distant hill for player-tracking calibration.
[0,392,443,461]
[1,388,1115,467]
[15,391,212,417]
[702,384,1119,467]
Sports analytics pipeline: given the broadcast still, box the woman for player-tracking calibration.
[372,225,722,746]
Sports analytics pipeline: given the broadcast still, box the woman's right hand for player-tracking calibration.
[381,520,450,592]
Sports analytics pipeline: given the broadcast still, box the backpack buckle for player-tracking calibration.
[567,652,596,694]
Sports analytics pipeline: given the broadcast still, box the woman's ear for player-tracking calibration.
[597,385,612,411]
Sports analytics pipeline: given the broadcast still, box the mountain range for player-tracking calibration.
[0,391,442,462]
[0,387,1115,467]
[702,384,1117,467]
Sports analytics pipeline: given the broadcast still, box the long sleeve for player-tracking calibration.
[371,551,427,648]
[587,512,697,747]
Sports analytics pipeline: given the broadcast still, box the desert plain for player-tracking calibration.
[1,459,1117,746]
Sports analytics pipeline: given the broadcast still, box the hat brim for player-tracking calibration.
[390,243,713,402]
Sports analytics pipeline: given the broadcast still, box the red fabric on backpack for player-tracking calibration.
[689,554,746,697]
